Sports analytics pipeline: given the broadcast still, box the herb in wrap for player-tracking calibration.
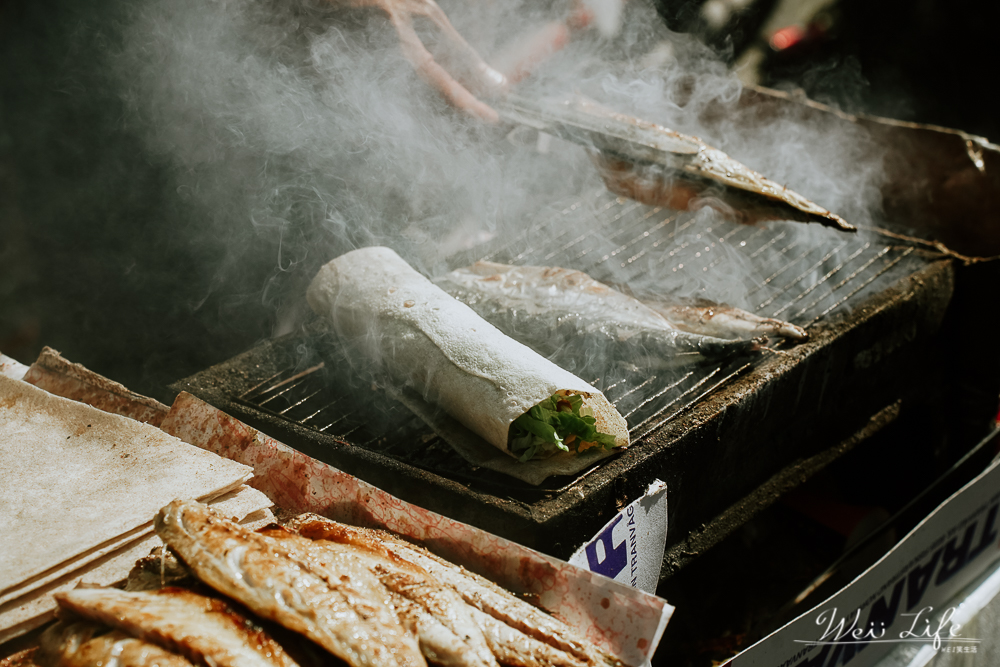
[509,394,619,462]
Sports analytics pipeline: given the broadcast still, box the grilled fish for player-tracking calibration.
[648,302,807,341]
[434,262,760,366]
[54,588,297,667]
[272,515,497,667]
[389,590,493,667]
[253,526,497,667]
[154,499,425,667]
[496,95,853,232]
[379,570,497,667]
[286,515,620,667]
[37,621,194,667]
[125,548,195,592]
[468,607,587,667]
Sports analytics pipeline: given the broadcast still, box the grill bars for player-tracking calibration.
[237,191,928,488]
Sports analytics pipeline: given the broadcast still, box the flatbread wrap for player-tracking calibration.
[306,247,629,465]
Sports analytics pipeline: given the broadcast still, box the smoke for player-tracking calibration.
[109,0,888,335]
[114,0,596,273]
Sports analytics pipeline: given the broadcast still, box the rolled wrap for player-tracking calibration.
[306,247,629,460]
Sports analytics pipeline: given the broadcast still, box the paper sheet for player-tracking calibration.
[0,374,252,595]
[0,484,271,643]
[570,480,668,594]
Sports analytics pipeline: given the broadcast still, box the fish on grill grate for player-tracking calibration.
[647,301,807,341]
[433,261,765,369]
[496,95,854,232]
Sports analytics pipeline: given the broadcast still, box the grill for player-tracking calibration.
[172,188,953,567]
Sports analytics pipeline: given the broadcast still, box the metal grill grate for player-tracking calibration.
[237,190,926,489]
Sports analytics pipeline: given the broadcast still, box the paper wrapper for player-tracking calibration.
[306,247,629,484]
[17,350,672,666]
[22,347,170,426]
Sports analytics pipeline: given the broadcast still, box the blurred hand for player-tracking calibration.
[332,0,508,122]
[330,0,602,122]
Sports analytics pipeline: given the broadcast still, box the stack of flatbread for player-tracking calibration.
[0,374,273,643]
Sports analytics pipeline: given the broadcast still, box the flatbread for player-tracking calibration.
[0,375,252,596]
[306,247,628,477]
[0,526,154,607]
[0,531,155,644]
[0,484,271,606]
[0,485,272,643]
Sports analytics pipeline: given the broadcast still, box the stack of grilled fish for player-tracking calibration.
[24,500,622,667]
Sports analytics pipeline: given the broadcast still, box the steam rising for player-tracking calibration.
[112,0,887,331]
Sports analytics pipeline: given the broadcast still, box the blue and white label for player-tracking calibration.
[570,480,668,593]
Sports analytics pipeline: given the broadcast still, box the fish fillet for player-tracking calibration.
[388,589,493,667]
[154,499,424,667]
[469,607,588,667]
[256,516,497,667]
[379,568,497,667]
[281,516,496,667]
[54,587,297,667]
[648,303,807,341]
[434,262,759,364]
[37,621,194,667]
[287,516,620,667]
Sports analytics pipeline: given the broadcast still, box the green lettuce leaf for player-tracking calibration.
[508,394,618,462]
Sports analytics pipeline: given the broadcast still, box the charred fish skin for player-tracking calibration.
[286,516,622,667]
[434,263,756,364]
[627,328,760,361]
[53,587,298,667]
[37,621,195,667]
[497,94,852,231]
[154,499,425,667]
[560,97,854,233]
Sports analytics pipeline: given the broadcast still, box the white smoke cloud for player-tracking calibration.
[111,0,888,328]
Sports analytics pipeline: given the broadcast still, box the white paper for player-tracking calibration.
[570,480,668,593]
[871,558,1000,667]
[728,458,1000,667]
